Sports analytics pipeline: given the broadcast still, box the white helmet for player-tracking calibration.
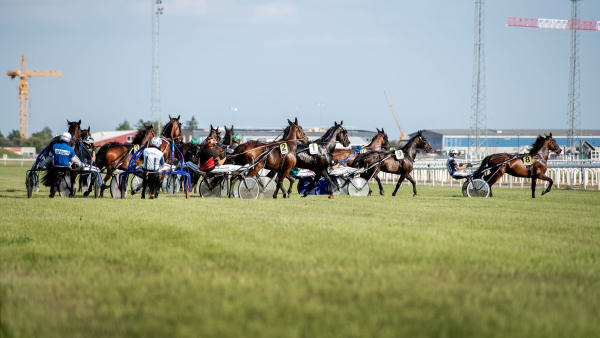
[83,136,95,146]
[60,132,72,143]
[150,136,162,148]
[449,148,458,156]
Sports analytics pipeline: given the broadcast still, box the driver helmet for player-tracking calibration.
[83,136,95,146]
[190,138,200,145]
[449,148,458,156]
[150,136,162,148]
[232,133,242,142]
[60,132,72,143]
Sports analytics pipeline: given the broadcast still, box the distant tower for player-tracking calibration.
[470,0,487,157]
[567,0,582,151]
[151,0,164,124]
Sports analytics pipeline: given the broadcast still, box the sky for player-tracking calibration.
[0,0,598,139]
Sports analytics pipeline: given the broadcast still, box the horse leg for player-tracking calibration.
[531,175,537,198]
[484,166,506,198]
[406,173,417,197]
[375,176,384,196]
[286,176,295,195]
[273,174,286,199]
[100,173,112,197]
[322,170,336,199]
[141,172,147,199]
[392,174,406,196]
[540,173,553,196]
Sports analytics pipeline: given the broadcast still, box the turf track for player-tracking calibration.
[1,166,599,338]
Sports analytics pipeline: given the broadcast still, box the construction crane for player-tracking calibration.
[507,0,599,151]
[6,55,61,139]
[383,90,406,141]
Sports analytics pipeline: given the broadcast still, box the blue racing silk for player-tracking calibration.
[51,142,76,167]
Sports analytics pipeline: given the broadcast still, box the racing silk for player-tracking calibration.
[446,157,458,175]
[143,147,165,171]
[51,142,80,167]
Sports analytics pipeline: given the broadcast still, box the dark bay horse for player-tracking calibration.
[474,133,562,198]
[92,125,156,197]
[332,128,390,167]
[230,118,308,198]
[294,121,351,199]
[353,130,433,196]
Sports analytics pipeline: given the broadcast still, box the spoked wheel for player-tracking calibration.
[130,176,143,195]
[348,177,369,196]
[200,176,225,198]
[466,179,490,198]
[80,174,91,194]
[25,171,38,198]
[258,176,277,199]
[238,177,260,200]
[163,175,181,194]
[58,171,73,197]
[461,181,469,197]
[110,173,128,199]
[331,177,348,195]
[93,173,100,199]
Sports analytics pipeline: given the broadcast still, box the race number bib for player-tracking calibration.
[394,150,404,160]
[279,143,289,155]
[309,143,319,155]
[359,148,368,154]
[522,155,532,167]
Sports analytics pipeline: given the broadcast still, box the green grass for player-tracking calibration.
[1,166,599,338]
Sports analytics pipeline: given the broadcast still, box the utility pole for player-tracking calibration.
[151,0,164,126]
[470,0,487,158]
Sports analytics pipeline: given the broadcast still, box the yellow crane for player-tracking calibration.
[6,55,61,139]
[384,90,406,141]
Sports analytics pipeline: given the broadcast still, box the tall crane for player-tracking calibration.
[384,90,406,141]
[6,55,61,139]
[507,0,599,151]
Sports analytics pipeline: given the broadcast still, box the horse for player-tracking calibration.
[474,133,562,198]
[353,130,433,197]
[91,125,156,197]
[332,128,390,167]
[293,121,351,199]
[77,126,95,193]
[230,118,308,198]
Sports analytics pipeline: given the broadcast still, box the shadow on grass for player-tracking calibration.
[0,288,13,338]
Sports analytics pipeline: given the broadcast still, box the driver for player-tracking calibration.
[447,148,470,179]
[143,137,165,171]
[82,136,96,163]
[199,138,226,171]
[40,132,83,198]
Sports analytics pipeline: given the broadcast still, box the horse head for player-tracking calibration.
[417,130,433,153]
[223,125,234,146]
[373,128,390,150]
[207,124,221,143]
[334,121,351,147]
[286,117,309,144]
[67,120,82,141]
[545,132,562,154]
[81,126,91,139]
[163,115,182,140]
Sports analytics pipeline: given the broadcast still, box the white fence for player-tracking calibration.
[375,159,600,191]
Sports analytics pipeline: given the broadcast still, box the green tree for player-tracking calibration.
[184,116,198,130]
[8,130,20,141]
[31,127,53,139]
[0,130,4,138]
[116,120,132,130]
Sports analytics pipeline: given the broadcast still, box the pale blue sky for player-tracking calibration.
[1,0,598,139]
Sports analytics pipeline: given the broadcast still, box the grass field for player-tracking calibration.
[1,165,599,338]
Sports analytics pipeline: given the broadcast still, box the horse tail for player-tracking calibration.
[474,155,492,178]
[95,144,110,169]
[41,168,56,187]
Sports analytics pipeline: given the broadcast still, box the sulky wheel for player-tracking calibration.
[200,176,224,198]
[466,179,490,198]
[58,171,73,197]
[25,171,38,199]
[93,174,100,199]
[348,177,369,196]
[462,180,469,197]
[258,176,277,199]
[110,173,127,199]
[332,177,348,195]
[237,177,260,200]
[162,175,181,194]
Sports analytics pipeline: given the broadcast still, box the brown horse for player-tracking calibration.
[353,130,433,196]
[230,118,308,198]
[91,125,156,197]
[332,128,390,167]
[474,133,562,198]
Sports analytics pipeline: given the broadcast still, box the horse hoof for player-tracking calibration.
[392,193,396,197]
[413,194,417,197]
[328,195,334,199]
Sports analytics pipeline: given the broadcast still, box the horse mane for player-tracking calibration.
[131,128,150,145]
[161,121,173,136]
[401,133,419,152]
[316,125,337,143]
[529,135,546,155]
